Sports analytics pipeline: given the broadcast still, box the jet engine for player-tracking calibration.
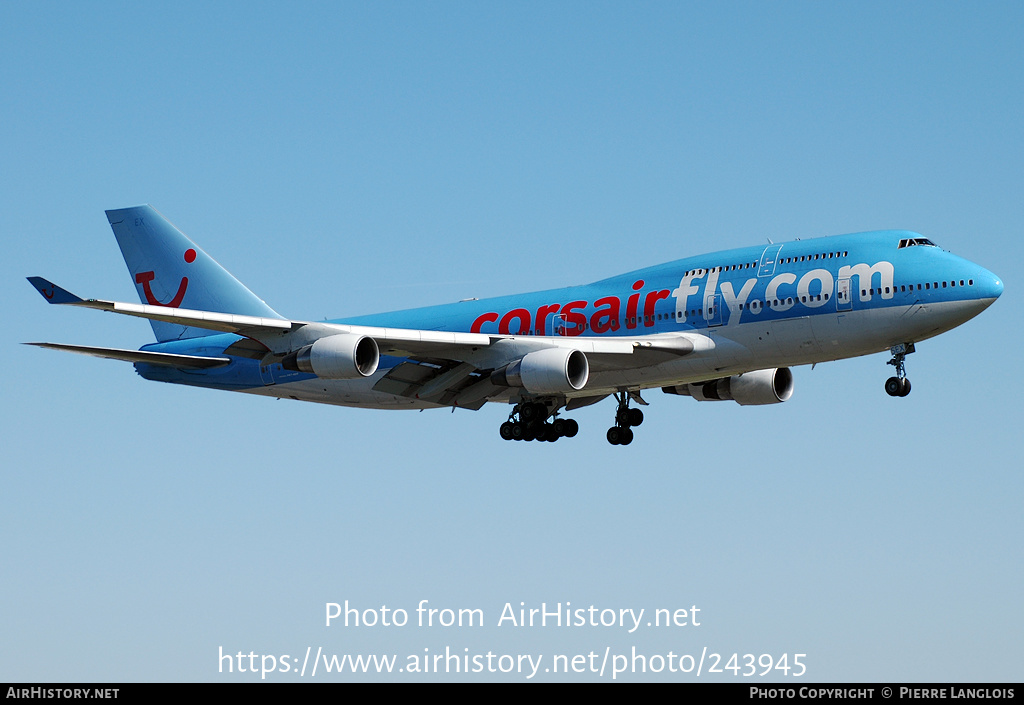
[281,334,380,379]
[491,348,590,394]
[662,367,793,405]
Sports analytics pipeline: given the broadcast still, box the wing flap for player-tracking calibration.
[372,361,443,397]
[373,360,494,406]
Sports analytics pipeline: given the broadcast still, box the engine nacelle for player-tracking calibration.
[491,348,590,394]
[281,334,380,379]
[662,368,793,405]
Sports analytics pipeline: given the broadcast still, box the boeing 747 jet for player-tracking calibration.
[28,206,1002,445]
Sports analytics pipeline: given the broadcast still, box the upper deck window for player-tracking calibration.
[898,237,937,249]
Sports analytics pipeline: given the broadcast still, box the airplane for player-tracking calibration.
[27,205,1003,445]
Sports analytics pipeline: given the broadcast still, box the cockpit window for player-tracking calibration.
[898,237,937,249]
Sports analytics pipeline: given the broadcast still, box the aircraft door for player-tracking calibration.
[550,312,584,336]
[550,313,567,336]
[759,245,784,277]
[260,363,275,385]
[705,293,724,327]
[837,278,852,311]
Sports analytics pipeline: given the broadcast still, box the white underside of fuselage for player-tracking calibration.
[237,298,994,410]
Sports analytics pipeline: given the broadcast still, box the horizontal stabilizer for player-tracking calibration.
[26,342,230,369]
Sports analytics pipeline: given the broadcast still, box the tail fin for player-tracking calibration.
[105,205,283,341]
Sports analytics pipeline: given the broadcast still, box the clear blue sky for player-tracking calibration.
[3,1,1021,682]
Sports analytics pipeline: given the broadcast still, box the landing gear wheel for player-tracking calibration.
[628,408,644,427]
[899,377,912,397]
[885,376,903,397]
[535,424,557,442]
[504,400,578,443]
[618,428,634,446]
[607,427,622,445]
[520,402,543,422]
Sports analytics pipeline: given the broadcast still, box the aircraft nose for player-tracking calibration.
[981,270,1003,300]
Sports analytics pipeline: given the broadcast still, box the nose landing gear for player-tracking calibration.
[885,343,915,397]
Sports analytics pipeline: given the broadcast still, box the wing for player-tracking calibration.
[27,277,711,403]
[27,276,293,337]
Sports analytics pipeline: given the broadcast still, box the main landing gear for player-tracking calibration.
[885,343,915,397]
[607,391,644,446]
[499,401,579,442]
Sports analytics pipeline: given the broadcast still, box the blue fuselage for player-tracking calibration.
[138,230,1002,406]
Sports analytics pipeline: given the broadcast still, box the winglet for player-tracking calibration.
[27,277,84,305]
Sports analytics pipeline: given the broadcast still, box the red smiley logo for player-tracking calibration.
[135,249,196,307]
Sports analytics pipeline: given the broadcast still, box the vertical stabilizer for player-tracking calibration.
[105,205,283,341]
